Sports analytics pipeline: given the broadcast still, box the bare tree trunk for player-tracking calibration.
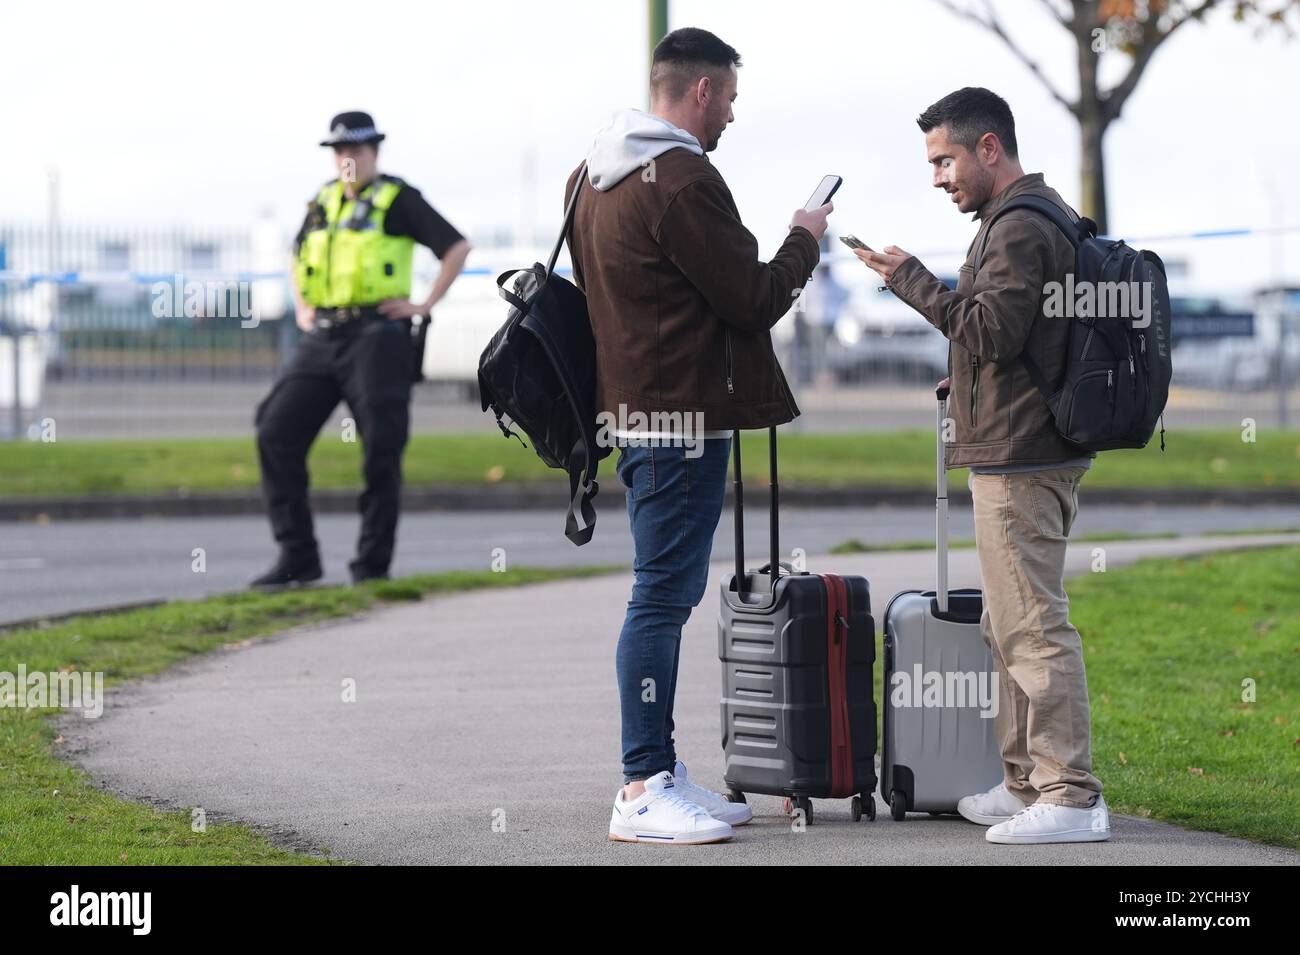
[1080,112,1109,234]
[1072,7,1109,234]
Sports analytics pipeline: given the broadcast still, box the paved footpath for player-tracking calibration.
[61,534,1300,865]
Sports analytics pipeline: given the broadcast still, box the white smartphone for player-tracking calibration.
[804,174,842,211]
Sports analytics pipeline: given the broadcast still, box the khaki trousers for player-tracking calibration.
[968,465,1102,809]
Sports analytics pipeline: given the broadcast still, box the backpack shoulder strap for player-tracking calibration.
[973,195,1087,269]
[494,162,588,313]
[971,195,1090,403]
[546,162,587,278]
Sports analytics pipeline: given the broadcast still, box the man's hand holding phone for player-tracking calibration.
[854,244,913,284]
[791,203,833,242]
[790,174,841,243]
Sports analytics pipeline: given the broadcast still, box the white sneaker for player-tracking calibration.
[608,771,734,845]
[673,761,752,826]
[985,795,1111,844]
[957,782,1031,826]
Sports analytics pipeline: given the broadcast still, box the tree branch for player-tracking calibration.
[933,0,1079,114]
[1099,0,1224,122]
[1035,0,1073,25]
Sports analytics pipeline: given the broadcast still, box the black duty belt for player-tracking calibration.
[313,306,386,332]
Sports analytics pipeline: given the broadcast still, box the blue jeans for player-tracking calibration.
[614,437,732,783]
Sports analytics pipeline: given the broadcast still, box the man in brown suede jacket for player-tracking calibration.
[858,87,1110,846]
[565,27,831,846]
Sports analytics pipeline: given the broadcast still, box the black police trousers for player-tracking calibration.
[255,319,412,577]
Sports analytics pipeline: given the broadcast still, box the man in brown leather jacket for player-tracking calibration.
[565,27,831,845]
[858,87,1109,845]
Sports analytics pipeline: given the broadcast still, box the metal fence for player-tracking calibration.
[3,221,1298,439]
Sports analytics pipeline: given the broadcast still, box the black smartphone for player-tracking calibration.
[804,174,842,211]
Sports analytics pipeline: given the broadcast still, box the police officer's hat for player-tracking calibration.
[319,111,387,147]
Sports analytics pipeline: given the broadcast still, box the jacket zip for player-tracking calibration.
[724,329,734,395]
[725,327,799,418]
[970,355,980,428]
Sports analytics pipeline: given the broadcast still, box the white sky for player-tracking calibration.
[5,0,1298,291]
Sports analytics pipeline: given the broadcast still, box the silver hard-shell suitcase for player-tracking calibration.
[880,383,1002,820]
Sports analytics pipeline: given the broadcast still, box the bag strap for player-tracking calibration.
[547,162,587,278]
[973,195,1088,268]
[494,267,536,312]
[972,195,1091,404]
[564,446,598,546]
[494,163,587,313]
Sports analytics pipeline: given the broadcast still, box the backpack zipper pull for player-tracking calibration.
[495,414,527,448]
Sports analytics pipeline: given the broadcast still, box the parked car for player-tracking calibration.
[825,269,956,384]
[1171,290,1300,391]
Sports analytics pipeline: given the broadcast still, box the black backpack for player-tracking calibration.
[477,164,610,545]
[976,196,1172,452]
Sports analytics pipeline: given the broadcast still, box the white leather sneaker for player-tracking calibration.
[957,782,1032,826]
[608,771,734,845]
[673,761,752,826]
[985,796,1111,844]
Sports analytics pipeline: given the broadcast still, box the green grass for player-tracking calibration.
[864,541,1298,847]
[1064,544,1300,848]
[3,429,1298,498]
[0,565,620,865]
[832,529,1180,554]
[865,544,1299,847]
[1203,526,1300,537]
[5,546,1297,860]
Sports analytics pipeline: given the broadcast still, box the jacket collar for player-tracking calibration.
[974,172,1044,222]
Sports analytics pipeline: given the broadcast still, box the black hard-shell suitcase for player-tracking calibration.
[718,427,878,824]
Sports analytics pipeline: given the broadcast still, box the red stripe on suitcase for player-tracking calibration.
[823,573,855,799]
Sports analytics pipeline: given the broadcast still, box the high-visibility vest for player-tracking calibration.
[295,175,413,307]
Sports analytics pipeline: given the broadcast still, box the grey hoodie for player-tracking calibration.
[585,108,704,192]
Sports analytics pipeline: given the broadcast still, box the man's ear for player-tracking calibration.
[695,74,712,108]
[979,132,1000,166]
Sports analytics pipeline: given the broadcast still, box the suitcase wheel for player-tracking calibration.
[783,796,814,825]
[852,794,875,822]
[889,789,907,821]
[724,789,746,805]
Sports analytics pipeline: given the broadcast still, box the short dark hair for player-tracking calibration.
[650,27,741,101]
[917,87,1018,159]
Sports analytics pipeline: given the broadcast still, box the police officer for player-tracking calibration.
[252,111,471,588]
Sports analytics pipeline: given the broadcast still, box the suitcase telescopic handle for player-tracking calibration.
[935,383,950,614]
[732,426,780,603]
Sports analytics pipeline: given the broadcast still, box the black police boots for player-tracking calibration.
[348,561,390,585]
[250,550,324,590]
